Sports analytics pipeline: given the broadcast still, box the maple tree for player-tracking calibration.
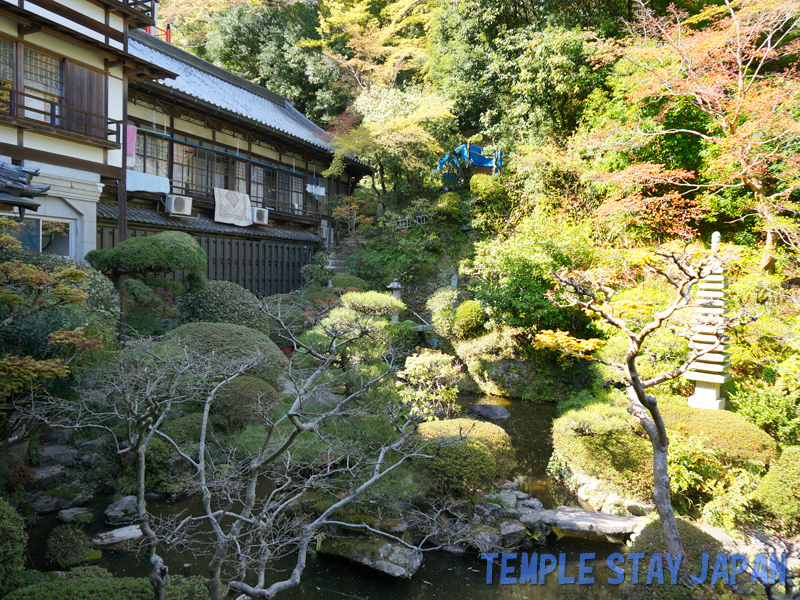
[582,0,800,267]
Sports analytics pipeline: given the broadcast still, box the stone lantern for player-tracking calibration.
[386,278,402,324]
[683,232,731,409]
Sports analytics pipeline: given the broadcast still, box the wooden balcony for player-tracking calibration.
[0,88,121,148]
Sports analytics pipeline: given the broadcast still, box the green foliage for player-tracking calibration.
[396,350,462,418]
[452,300,485,339]
[436,192,461,219]
[85,231,207,291]
[730,382,800,447]
[465,211,594,331]
[757,446,800,532]
[349,225,442,287]
[417,417,515,475]
[214,376,279,433]
[45,525,92,568]
[166,322,288,387]
[470,174,504,203]
[177,280,270,335]
[0,570,45,599]
[330,274,369,291]
[427,438,496,495]
[339,291,405,317]
[0,498,26,589]
[426,287,459,339]
[469,174,510,231]
[623,517,722,600]
[3,575,208,600]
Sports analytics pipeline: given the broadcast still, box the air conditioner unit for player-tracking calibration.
[166,194,192,217]
[251,207,270,225]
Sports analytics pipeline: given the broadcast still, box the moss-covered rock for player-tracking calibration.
[318,537,423,578]
[756,446,800,532]
[455,327,580,402]
[166,322,288,387]
[417,418,515,475]
[45,525,96,569]
[214,376,279,433]
[427,438,496,495]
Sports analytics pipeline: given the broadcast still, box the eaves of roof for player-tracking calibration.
[97,202,322,244]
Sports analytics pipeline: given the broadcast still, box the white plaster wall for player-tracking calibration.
[59,0,106,25]
[0,125,17,144]
[0,15,17,35]
[25,132,105,164]
[25,32,104,69]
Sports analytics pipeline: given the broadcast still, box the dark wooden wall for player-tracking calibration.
[96,225,315,296]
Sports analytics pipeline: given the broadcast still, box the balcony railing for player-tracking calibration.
[123,0,155,20]
[0,88,121,146]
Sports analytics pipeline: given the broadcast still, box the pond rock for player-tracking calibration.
[499,520,527,547]
[483,490,518,509]
[57,507,92,523]
[105,495,138,525]
[92,525,143,547]
[470,526,502,552]
[319,538,423,578]
[28,466,66,490]
[32,494,66,514]
[520,506,645,540]
[466,405,510,421]
[41,445,78,467]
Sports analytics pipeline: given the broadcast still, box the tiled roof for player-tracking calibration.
[97,203,321,244]
[128,30,334,153]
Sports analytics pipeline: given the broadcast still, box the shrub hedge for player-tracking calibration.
[418,418,515,477]
[214,376,279,433]
[0,498,26,589]
[756,446,800,532]
[3,575,208,600]
[427,438,496,495]
[177,280,270,335]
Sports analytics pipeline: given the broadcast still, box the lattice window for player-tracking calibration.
[0,40,12,85]
[133,131,168,177]
[232,159,248,194]
[23,49,63,123]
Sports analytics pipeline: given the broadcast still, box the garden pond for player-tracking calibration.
[25,395,628,599]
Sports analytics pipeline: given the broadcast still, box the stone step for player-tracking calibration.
[520,506,645,536]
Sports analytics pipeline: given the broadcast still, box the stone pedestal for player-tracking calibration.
[387,278,402,324]
[688,381,726,410]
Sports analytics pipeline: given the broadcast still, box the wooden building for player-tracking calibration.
[0,0,169,259]
[97,30,371,295]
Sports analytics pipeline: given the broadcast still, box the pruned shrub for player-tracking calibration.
[427,438,496,495]
[731,382,800,446]
[166,322,288,387]
[177,280,270,335]
[436,192,461,219]
[0,570,46,598]
[418,418,515,475]
[161,413,204,446]
[397,350,463,418]
[339,291,405,317]
[452,300,485,339]
[331,273,369,291]
[426,287,459,339]
[0,498,26,589]
[470,174,504,203]
[45,525,95,568]
[214,376,279,433]
[756,446,800,532]
[3,575,208,600]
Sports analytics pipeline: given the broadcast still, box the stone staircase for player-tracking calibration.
[325,234,360,276]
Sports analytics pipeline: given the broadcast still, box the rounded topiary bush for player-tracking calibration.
[436,192,461,219]
[330,274,369,291]
[214,376,279,433]
[1,570,46,598]
[45,525,97,568]
[0,498,26,589]
[756,446,800,532]
[418,418,515,475]
[452,300,486,339]
[177,280,270,335]
[166,322,288,387]
[161,413,204,446]
[428,438,496,495]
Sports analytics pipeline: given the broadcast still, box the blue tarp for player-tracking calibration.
[434,144,502,174]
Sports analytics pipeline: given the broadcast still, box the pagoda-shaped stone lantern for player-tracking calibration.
[386,278,402,324]
[683,232,731,410]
